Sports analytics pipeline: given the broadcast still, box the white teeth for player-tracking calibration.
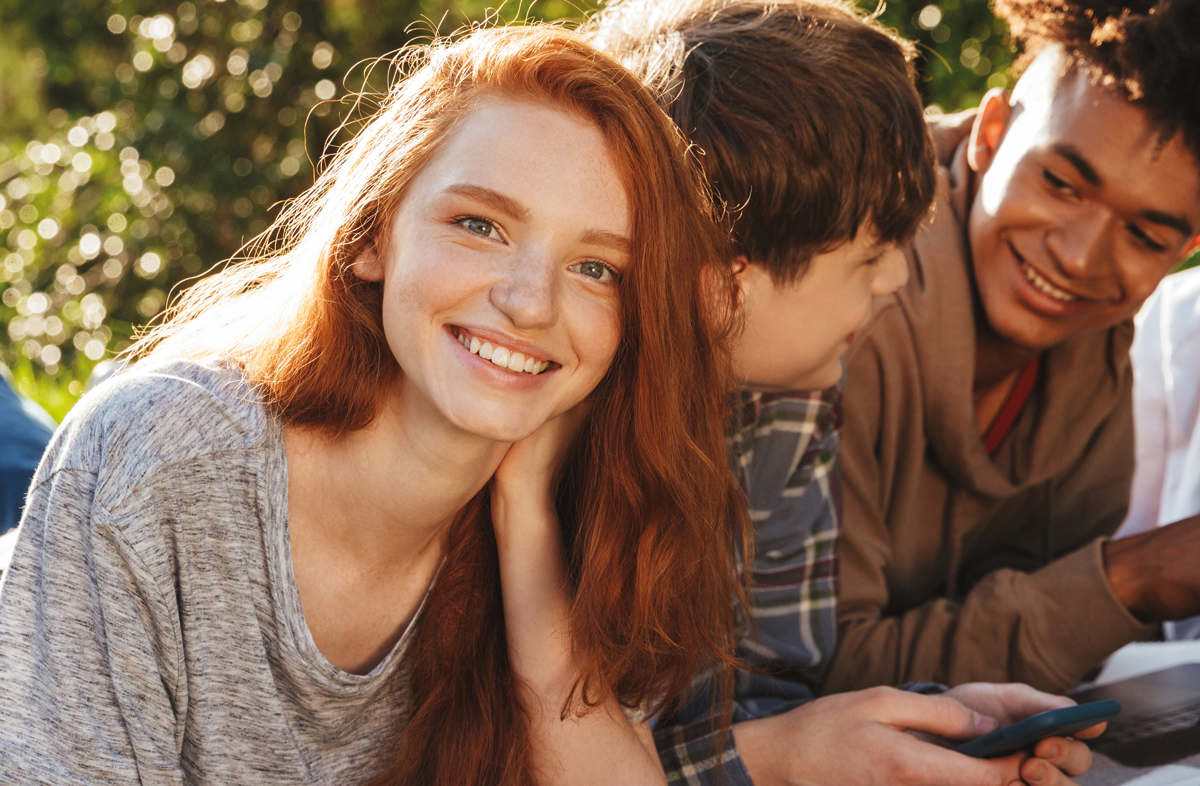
[1021,263,1076,302]
[455,329,550,375]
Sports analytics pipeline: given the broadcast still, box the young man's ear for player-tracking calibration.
[350,242,384,282]
[967,87,1012,175]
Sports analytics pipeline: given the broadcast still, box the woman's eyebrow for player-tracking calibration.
[443,183,530,221]
[579,229,631,255]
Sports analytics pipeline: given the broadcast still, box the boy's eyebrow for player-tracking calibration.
[443,183,530,221]
[861,242,888,261]
[1050,145,1192,237]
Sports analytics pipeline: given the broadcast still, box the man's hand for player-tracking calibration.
[1105,513,1200,621]
[946,683,1103,782]
[733,686,1092,786]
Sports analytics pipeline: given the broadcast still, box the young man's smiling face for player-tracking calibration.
[967,47,1200,354]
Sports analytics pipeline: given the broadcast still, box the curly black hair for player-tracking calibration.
[993,0,1200,164]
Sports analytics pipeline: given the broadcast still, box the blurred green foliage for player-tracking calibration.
[0,1,1196,415]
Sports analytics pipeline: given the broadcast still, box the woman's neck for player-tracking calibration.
[285,380,511,574]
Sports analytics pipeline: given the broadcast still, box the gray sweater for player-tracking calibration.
[0,361,420,784]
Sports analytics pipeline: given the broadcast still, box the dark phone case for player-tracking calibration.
[955,699,1122,759]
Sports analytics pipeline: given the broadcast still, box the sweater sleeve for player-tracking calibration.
[0,449,185,784]
[825,342,1153,696]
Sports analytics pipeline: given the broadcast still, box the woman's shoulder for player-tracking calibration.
[46,359,273,500]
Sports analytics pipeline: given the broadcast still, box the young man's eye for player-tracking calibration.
[1042,169,1077,198]
[1127,223,1168,252]
[570,259,619,284]
[454,216,500,240]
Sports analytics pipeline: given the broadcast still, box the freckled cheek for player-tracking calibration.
[565,295,622,383]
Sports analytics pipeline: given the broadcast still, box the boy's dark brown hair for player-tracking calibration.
[994,0,1200,168]
[585,0,936,283]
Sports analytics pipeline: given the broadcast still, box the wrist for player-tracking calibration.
[1103,535,1152,621]
[733,716,792,786]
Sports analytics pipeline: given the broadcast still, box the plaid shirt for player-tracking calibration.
[656,387,842,784]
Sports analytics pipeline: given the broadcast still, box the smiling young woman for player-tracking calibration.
[0,25,748,786]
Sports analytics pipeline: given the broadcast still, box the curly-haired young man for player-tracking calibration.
[831,0,1200,695]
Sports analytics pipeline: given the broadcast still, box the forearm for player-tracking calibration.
[831,541,1153,694]
[491,493,665,786]
[1104,513,1200,622]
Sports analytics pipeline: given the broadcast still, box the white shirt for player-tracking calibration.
[1117,266,1200,639]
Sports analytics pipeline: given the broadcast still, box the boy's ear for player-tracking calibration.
[350,242,384,282]
[967,88,1012,175]
[730,255,750,277]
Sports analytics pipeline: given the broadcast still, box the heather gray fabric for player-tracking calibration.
[0,361,422,785]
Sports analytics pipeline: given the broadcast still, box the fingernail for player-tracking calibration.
[975,714,999,734]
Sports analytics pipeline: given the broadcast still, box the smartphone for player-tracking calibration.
[955,699,1121,759]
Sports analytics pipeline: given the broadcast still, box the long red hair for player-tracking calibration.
[128,24,749,785]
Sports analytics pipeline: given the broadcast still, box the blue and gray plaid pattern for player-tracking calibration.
[657,387,842,784]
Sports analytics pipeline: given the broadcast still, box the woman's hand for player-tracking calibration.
[491,402,590,539]
[488,400,665,785]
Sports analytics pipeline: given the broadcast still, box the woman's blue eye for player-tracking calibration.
[456,217,498,239]
[572,259,617,283]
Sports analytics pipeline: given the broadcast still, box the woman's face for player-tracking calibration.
[356,95,631,443]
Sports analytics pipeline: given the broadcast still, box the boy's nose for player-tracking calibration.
[871,247,909,297]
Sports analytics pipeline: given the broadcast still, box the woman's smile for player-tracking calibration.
[450,326,555,375]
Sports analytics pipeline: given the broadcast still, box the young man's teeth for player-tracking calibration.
[456,331,549,374]
[1021,263,1076,302]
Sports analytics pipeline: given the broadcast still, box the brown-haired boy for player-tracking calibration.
[588,1,1100,784]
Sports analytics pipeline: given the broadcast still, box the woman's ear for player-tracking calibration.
[350,242,384,282]
[967,88,1013,175]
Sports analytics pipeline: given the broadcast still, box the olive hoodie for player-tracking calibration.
[826,140,1155,695]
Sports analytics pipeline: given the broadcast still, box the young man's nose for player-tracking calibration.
[1046,208,1111,279]
[489,256,557,329]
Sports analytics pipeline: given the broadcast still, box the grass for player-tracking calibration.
[7,356,97,424]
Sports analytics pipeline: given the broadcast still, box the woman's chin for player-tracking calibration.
[445,408,543,444]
